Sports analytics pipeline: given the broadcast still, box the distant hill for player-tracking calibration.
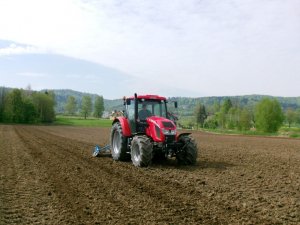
[3,87,300,116]
[24,89,300,116]
[46,89,123,114]
[46,89,98,113]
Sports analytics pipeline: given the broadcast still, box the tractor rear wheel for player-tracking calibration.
[176,135,198,165]
[111,122,129,161]
[131,136,153,167]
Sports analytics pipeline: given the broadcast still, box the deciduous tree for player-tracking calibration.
[0,87,7,122]
[81,95,92,119]
[65,96,77,115]
[93,95,104,118]
[297,109,300,124]
[218,98,232,129]
[285,108,297,128]
[238,108,252,131]
[195,103,207,129]
[4,89,24,123]
[23,98,36,123]
[255,98,284,133]
[32,91,56,122]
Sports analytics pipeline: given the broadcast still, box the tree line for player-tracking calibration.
[192,97,300,133]
[64,95,104,119]
[0,87,105,124]
[0,87,55,123]
[172,95,300,115]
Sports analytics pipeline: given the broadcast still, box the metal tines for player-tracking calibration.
[92,145,111,157]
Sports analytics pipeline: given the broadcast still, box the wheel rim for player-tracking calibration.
[132,142,141,162]
[113,130,121,154]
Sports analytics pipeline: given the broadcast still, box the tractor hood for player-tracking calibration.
[145,116,177,142]
[147,116,176,129]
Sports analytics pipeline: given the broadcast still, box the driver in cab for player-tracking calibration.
[138,103,152,121]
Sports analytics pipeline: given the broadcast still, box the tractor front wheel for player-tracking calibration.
[131,136,153,167]
[111,122,129,161]
[176,135,198,165]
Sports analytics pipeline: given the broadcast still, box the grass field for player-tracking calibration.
[54,116,112,127]
[178,119,300,138]
[54,116,300,138]
[279,126,300,138]
[197,126,300,138]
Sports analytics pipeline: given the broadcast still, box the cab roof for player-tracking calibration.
[127,94,166,101]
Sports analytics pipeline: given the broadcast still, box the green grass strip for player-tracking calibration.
[54,116,112,127]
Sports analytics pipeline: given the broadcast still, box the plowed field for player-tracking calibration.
[0,125,299,224]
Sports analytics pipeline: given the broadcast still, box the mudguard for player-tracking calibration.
[112,117,132,137]
[177,132,192,141]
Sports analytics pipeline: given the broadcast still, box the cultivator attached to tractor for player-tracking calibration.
[92,144,111,157]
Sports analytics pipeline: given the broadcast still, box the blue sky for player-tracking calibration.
[0,0,299,99]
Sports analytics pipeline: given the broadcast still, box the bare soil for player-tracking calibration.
[0,125,299,224]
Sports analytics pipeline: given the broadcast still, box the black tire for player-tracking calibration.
[176,135,198,165]
[110,122,129,161]
[131,136,153,167]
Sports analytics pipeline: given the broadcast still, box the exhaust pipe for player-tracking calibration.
[134,93,138,123]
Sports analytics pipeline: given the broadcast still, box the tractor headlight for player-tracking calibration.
[161,128,176,135]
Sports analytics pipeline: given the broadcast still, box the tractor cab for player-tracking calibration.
[124,94,174,133]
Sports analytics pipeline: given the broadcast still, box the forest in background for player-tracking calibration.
[19,89,298,117]
[51,90,300,134]
[0,87,104,123]
[1,87,300,134]
[0,87,55,123]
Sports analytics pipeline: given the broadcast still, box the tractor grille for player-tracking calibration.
[162,122,175,128]
[165,135,175,143]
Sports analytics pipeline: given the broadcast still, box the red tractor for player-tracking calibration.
[111,93,198,167]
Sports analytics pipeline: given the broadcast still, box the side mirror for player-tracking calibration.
[174,101,178,108]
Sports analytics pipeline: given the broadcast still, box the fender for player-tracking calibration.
[112,117,132,137]
[176,132,191,141]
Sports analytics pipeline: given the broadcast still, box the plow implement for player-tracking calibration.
[92,144,111,157]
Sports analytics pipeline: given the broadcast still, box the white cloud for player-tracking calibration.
[0,0,300,97]
[66,74,81,79]
[17,72,47,78]
[0,43,44,56]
